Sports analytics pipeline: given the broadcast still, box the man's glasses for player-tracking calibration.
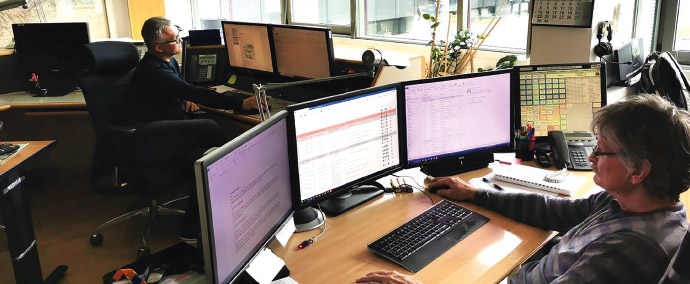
[592,145,617,157]
[157,25,183,45]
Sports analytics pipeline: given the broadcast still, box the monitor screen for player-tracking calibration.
[222,21,275,73]
[272,25,334,79]
[288,85,400,209]
[194,111,292,284]
[12,22,90,71]
[401,69,514,171]
[516,63,606,137]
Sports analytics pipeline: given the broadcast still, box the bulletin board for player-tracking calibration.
[531,0,595,28]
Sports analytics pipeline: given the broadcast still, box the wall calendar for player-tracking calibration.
[531,0,595,28]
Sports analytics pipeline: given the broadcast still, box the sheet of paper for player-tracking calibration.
[271,277,299,284]
[274,215,295,246]
[246,248,286,284]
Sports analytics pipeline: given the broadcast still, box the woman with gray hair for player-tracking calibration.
[358,94,689,284]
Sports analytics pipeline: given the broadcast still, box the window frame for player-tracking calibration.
[656,0,690,64]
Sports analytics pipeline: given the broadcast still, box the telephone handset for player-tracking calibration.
[547,131,595,171]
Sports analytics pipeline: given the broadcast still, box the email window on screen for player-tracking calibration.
[293,88,399,202]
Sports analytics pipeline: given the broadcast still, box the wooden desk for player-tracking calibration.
[269,164,598,283]
[0,141,66,283]
[0,91,87,110]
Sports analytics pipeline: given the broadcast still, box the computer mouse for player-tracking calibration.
[428,185,450,194]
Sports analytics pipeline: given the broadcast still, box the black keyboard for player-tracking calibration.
[367,200,488,273]
[0,143,19,155]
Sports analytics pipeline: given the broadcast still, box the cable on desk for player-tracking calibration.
[391,174,435,205]
[297,204,327,250]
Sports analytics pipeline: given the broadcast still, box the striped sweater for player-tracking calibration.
[472,190,688,284]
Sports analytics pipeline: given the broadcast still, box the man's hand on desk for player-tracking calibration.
[428,176,477,201]
[182,101,200,112]
[355,271,424,284]
[241,96,269,111]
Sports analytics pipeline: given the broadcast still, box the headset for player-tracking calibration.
[594,21,632,65]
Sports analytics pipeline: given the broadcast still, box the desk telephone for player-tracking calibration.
[187,54,217,83]
[547,131,596,171]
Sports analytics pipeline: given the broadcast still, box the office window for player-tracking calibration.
[0,0,108,48]
[468,0,529,51]
[290,0,350,26]
[360,0,457,43]
[658,0,690,64]
[228,0,281,24]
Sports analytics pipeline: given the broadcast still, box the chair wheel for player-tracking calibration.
[90,233,103,246]
[137,246,151,260]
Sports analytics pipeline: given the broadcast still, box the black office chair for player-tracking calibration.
[80,41,188,259]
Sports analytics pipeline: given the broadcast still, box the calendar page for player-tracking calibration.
[531,0,594,28]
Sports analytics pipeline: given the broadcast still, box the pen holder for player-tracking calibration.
[515,137,535,161]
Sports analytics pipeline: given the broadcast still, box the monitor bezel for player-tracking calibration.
[514,62,607,137]
[398,68,516,169]
[287,83,402,210]
[220,20,278,75]
[270,23,335,79]
[194,110,293,284]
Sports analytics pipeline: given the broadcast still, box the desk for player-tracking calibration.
[0,91,87,110]
[267,163,602,283]
[0,140,66,283]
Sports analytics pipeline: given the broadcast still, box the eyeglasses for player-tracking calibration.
[158,35,181,45]
[157,25,183,45]
[592,145,617,157]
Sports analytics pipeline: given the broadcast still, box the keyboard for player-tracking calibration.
[0,143,19,155]
[367,200,489,273]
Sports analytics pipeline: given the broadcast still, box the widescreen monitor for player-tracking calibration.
[287,84,401,217]
[12,22,90,96]
[516,63,606,137]
[401,69,514,176]
[194,111,292,284]
[221,21,275,73]
[272,25,334,79]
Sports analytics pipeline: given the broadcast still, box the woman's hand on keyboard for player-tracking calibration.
[428,176,477,201]
[355,271,424,284]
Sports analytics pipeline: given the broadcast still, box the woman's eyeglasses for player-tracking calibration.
[592,145,617,157]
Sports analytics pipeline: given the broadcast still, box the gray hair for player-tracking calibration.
[591,94,690,201]
[141,17,171,51]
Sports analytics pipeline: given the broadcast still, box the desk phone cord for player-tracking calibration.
[297,204,327,250]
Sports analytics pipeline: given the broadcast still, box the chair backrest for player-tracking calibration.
[80,41,140,131]
[80,41,139,175]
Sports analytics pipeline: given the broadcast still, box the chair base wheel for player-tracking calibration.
[90,233,103,246]
[137,246,151,260]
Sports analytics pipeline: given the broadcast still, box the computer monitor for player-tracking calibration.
[287,84,401,221]
[271,25,334,79]
[12,22,90,96]
[516,63,606,137]
[401,69,514,176]
[221,21,275,73]
[194,111,293,284]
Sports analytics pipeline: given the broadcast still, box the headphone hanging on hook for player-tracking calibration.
[593,21,632,65]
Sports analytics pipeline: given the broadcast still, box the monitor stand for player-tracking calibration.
[294,207,326,232]
[319,182,384,216]
[420,152,493,177]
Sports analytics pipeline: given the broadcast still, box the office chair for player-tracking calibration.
[80,41,189,259]
[660,228,690,283]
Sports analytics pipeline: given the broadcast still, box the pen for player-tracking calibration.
[481,177,504,191]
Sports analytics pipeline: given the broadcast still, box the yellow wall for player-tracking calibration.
[127,0,166,41]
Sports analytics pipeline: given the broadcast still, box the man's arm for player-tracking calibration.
[546,231,669,284]
[146,65,245,110]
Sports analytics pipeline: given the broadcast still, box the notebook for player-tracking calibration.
[492,164,585,196]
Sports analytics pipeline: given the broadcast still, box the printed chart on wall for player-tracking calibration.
[531,0,595,28]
